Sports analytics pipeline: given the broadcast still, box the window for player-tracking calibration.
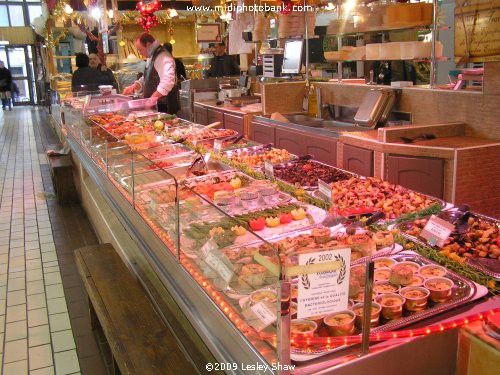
[27,4,40,24]
[8,5,24,26]
[0,5,8,26]
[0,1,42,27]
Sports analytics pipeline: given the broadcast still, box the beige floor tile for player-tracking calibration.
[44,272,62,286]
[41,252,57,263]
[39,235,53,244]
[0,263,8,274]
[0,274,7,287]
[0,285,5,299]
[27,280,45,296]
[46,284,64,300]
[8,270,25,280]
[6,304,26,323]
[26,258,42,270]
[30,366,55,375]
[3,359,28,375]
[26,250,41,260]
[25,241,40,251]
[5,320,27,342]
[28,307,48,328]
[54,350,80,375]
[29,344,53,370]
[26,269,43,282]
[0,253,8,264]
[0,312,5,332]
[4,338,28,363]
[43,266,60,274]
[51,330,76,353]
[43,261,59,268]
[7,277,25,292]
[28,324,51,347]
[49,312,72,333]
[27,293,47,311]
[47,297,67,316]
[7,290,26,307]
[8,247,24,258]
[8,256,25,273]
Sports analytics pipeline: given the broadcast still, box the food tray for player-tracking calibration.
[223,145,297,169]
[397,213,500,279]
[273,159,359,190]
[111,152,196,179]
[291,252,480,359]
[119,161,235,193]
[311,182,446,220]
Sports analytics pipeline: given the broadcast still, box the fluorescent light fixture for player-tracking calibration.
[107,9,114,19]
[326,2,335,11]
[343,0,357,16]
[0,41,9,45]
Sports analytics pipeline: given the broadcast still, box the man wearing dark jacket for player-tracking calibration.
[89,53,118,90]
[208,42,240,77]
[71,53,101,92]
[0,61,12,110]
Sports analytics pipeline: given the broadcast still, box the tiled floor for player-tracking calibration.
[0,108,107,375]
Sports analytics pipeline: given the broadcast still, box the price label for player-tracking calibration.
[213,139,223,154]
[205,251,234,283]
[250,302,277,327]
[204,153,211,164]
[200,238,218,257]
[318,179,332,202]
[421,215,455,248]
[264,161,274,179]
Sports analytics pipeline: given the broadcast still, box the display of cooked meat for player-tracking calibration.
[87,113,126,125]
[187,128,238,142]
[403,216,500,262]
[228,148,293,167]
[329,177,438,219]
[274,160,351,187]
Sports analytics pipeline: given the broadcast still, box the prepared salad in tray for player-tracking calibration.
[223,145,296,168]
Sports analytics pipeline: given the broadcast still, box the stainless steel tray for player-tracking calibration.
[397,213,500,279]
[272,159,359,191]
[119,161,234,193]
[112,153,196,180]
[223,145,298,169]
[291,253,478,356]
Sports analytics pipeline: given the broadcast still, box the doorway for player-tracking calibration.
[0,45,36,105]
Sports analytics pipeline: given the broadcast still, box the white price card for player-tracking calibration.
[318,179,332,202]
[421,215,455,248]
[264,161,274,179]
[204,251,234,284]
[213,139,223,154]
[200,238,218,257]
[297,248,351,319]
[204,153,211,164]
[242,301,277,332]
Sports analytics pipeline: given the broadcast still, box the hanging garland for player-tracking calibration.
[137,0,161,32]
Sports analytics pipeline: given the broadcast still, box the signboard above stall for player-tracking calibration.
[455,0,500,62]
[197,23,222,43]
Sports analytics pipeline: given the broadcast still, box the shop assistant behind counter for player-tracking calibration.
[208,42,240,77]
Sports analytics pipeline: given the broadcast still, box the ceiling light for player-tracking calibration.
[64,4,73,14]
[91,7,101,20]
[107,9,114,19]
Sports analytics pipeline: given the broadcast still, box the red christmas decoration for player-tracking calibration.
[137,0,161,32]
[280,0,294,14]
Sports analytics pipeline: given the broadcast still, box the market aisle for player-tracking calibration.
[0,108,107,375]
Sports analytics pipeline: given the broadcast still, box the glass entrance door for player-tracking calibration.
[4,45,35,105]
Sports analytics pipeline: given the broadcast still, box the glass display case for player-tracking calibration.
[57,94,493,374]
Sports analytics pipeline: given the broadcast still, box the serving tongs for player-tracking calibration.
[185,153,208,178]
[345,211,386,235]
[439,204,471,236]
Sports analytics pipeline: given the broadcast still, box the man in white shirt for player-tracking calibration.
[123,33,179,114]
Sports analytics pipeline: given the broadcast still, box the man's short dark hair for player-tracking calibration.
[75,53,89,68]
[163,42,173,54]
[136,33,156,46]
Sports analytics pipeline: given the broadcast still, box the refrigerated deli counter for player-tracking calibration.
[49,93,499,375]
